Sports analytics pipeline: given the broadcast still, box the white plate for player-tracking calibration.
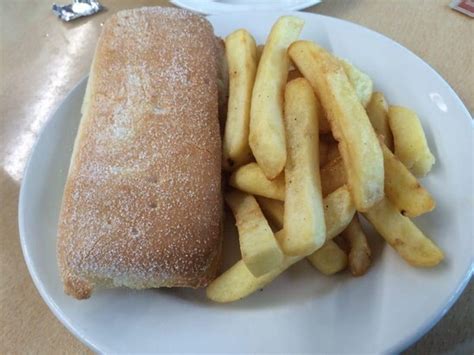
[170,0,322,15]
[19,12,473,354]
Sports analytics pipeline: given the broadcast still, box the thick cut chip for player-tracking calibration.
[222,29,258,170]
[249,16,305,179]
[366,92,394,150]
[229,162,285,201]
[225,190,284,277]
[341,215,371,276]
[388,106,435,177]
[289,40,384,211]
[281,78,326,255]
[363,198,443,267]
[307,241,348,275]
[321,155,346,197]
[381,142,435,217]
[339,58,373,107]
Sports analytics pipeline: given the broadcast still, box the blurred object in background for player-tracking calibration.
[52,0,102,21]
[449,0,474,17]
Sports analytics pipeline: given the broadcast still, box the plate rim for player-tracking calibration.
[17,76,105,353]
[18,11,473,354]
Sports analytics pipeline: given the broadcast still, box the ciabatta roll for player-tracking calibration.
[57,7,223,299]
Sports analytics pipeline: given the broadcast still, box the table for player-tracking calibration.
[1,0,472,353]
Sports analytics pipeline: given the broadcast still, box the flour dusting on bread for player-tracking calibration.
[57,7,223,299]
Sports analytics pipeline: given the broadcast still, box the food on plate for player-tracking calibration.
[229,162,285,201]
[363,198,444,267]
[319,141,436,217]
[268,188,354,248]
[381,142,435,217]
[280,78,326,255]
[56,12,444,302]
[225,190,284,277]
[262,185,355,252]
[366,92,394,150]
[257,186,356,239]
[206,255,301,303]
[288,70,331,134]
[306,241,348,275]
[339,58,373,107]
[289,71,332,134]
[222,29,258,171]
[212,17,443,302]
[320,186,356,238]
[256,190,349,275]
[249,16,304,179]
[320,155,346,197]
[57,8,224,299]
[341,216,371,276]
[289,40,384,212]
[212,17,441,301]
[207,186,355,302]
[388,106,435,177]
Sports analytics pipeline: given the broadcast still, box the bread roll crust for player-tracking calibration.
[57,7,222,299]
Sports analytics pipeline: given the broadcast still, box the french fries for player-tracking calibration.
[272,187,355,250]
[366,92,394,150]
[281,78,326,255]
[225,190,284,277]
[381,142,435,217]
[257,189,350,275]
[319,142,436,217]
[307,241,348,275]
[229,162,285,201]
[211,17,443,303]
[321,185,356,239]
[222,30,257,170]
[339,58,373,107]
[363,198,443,267]
[206,256,301,303]
[249,16,305,179]
[341,216,371,276]
[289,40,384,211]
[321,155,346,197]
[207,186,355,303]
[301,87,332,135]
[388,106,435,177]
